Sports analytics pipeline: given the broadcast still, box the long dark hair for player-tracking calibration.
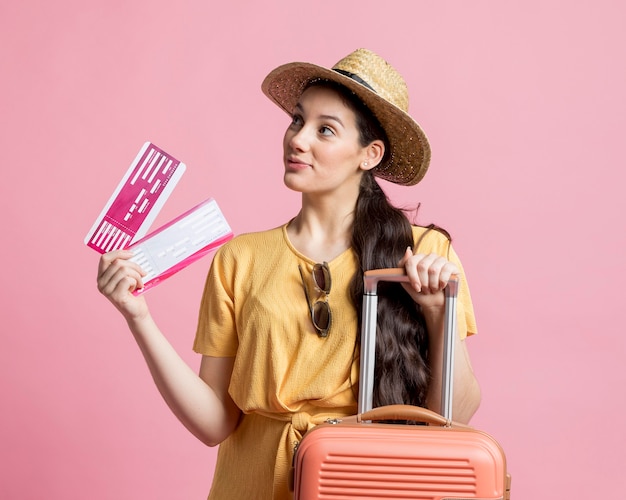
[350,172,432,408]
[307,79,443,407]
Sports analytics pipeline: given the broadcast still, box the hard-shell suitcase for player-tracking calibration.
[292,268,511,500]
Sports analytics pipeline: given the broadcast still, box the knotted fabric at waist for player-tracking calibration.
[252,405,356,498]
[256,404,355,434]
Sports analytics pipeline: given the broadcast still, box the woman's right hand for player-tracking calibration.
[97,249,149,322]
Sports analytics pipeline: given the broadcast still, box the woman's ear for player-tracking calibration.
[361,140,385,171]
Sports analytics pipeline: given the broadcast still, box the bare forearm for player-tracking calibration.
[423,307,481,424]
[125,313,240,446]
[97,250,240,444]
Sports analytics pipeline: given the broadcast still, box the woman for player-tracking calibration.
[97,48,481,499]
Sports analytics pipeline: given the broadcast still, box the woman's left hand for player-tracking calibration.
[398,247,459,310]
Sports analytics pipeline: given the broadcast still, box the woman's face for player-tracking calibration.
[282,85,373,195]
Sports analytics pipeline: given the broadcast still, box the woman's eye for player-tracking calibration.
[319,126,335,136]
[290,115,303,127]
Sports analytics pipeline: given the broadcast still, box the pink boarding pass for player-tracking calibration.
[84,142,186,253]
[128,198,234,294]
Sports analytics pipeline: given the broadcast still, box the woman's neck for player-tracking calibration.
[287,198,355,263]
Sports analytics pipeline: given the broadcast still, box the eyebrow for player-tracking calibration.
[294,103,345,128]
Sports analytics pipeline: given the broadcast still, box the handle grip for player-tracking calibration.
[364,268,459,295]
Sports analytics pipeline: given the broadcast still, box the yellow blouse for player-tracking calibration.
[193,223,476,499]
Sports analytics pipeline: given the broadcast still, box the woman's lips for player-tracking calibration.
[286,156,311,170]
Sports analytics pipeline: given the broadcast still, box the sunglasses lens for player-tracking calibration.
[300,262,332,338]
[312,263,331,293]
[312,301,331,336]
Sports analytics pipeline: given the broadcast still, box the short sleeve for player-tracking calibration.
[193,244,238,357]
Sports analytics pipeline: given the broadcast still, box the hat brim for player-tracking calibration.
[261,61,430,186]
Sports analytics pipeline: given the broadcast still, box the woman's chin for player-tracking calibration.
[283,172,306,192]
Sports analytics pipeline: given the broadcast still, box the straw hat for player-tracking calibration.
[261,48,431,186]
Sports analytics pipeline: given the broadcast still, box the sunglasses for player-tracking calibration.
[298,262,332,338]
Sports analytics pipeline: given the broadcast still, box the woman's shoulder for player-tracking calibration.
[209,224,294,283]
[228,225,285,245]
[214,224,287,261]
[411,224,452,253]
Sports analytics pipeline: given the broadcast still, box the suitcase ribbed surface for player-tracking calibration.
[294,425,506,500]
[318,454,477,498]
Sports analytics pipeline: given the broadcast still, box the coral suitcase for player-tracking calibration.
[292,268,511,500]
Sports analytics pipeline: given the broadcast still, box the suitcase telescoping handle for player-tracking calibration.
[358,268,459,420]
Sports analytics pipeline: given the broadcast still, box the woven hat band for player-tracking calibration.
[332,69,377,94]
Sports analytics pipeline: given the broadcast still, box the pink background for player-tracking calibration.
[2,1,624,498]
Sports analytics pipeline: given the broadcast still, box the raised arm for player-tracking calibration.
[97,250,241,446]
[399,248,481,424]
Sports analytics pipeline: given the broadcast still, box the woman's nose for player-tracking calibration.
[288,126,310,152]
